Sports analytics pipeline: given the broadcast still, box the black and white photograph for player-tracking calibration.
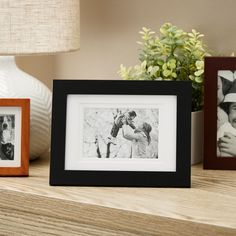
[0,105,23,169]
[0,115,15,161]
[83,107,159,159]
[217,70,236,158]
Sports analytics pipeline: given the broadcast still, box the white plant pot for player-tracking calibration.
[191,110,204,165]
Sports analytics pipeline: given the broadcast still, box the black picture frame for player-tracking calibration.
[204,57,236,170]
[50,80,191,187]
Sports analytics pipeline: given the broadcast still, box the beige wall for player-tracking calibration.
[17,0,236,89]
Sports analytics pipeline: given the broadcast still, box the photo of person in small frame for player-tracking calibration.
[0,115,15,160]
[217,71,236,157]
[217,71,234,129]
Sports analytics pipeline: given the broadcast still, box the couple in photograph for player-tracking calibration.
[107,110,152,158]
[217,71,236,157]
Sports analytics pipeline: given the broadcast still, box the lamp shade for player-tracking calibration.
[0,0,80,55]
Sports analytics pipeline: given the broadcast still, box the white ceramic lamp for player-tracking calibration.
[0,0,80,159]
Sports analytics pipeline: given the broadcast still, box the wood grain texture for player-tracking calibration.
[0,190,235,236]
[0,156,235,235]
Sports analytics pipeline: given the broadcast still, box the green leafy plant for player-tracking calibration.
[118,23,210,111]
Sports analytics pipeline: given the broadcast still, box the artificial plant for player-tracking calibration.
[119,23,210,111]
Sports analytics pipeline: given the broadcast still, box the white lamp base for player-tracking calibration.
[0,56,52,160]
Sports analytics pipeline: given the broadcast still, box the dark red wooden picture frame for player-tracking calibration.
[204,57,236,170]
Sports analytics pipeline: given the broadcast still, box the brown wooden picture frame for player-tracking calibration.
[204,57,236,170]
[0,99,30,176]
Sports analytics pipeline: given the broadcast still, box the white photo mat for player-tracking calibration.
[0,107,22,167]
[65,95,177,172]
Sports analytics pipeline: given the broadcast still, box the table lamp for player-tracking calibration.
[0,0,80,159]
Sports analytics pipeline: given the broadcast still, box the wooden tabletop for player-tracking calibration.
[0,157,235,236]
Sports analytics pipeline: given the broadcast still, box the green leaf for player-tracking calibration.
[172,72,177,78]
[142,27,150,32]
[137,41,143,45]
[147,66,153,73]
[167,59,176,69]
[194,69,204,77]
[139,31,146,35]
[195,76,203,83]
[141,61,147,70]
[162,63,168,70]
[189,75,195,81]
[176,39,184,45]
[163,69,172,77]
[157,60,164,66]
[195,60,204,69]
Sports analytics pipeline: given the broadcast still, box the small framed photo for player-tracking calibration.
[0,99,30,176]
[50,80,191,187]
[204,57,236,169]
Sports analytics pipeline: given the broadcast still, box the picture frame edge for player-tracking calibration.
[50,80,192,187]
